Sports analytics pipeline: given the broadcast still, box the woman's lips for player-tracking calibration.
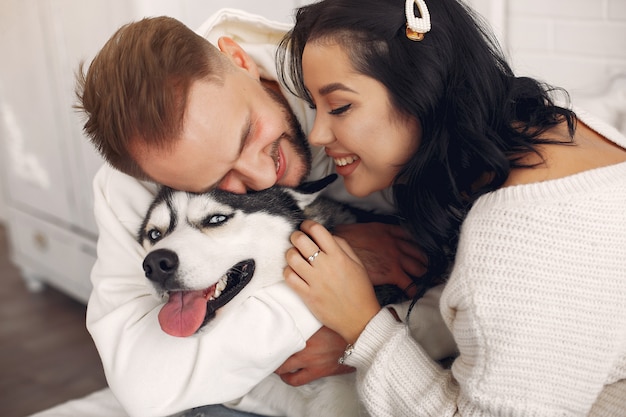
[330,153,360,177]
[334,155,359,167]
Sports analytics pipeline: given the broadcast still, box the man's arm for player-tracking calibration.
[87,166,320,417]
[275,326,353,386]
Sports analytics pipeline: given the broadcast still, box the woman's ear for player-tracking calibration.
[217,36,261,79]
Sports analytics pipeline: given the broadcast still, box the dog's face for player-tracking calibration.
[138,175,348,338]
[138,186,314,337]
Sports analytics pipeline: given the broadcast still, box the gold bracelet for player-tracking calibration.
[338,343,354,365]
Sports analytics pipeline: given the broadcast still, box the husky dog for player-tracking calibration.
[138,175,368,417]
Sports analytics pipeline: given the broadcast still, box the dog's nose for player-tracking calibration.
[143,249,179,287]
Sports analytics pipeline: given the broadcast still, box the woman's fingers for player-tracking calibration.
[298,220,336,252]
[290,230,323,265]
[284,262,310,292]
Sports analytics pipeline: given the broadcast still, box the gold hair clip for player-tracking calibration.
[405,0,431,41]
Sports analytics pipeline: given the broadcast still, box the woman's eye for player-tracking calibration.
[148,229,161,242]
[329,104,351,115]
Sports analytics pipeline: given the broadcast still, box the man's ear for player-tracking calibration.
[217,36,261,79]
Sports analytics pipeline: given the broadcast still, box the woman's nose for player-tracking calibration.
[308,116,334,147]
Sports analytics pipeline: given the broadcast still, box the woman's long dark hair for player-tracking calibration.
[278,0,576,302]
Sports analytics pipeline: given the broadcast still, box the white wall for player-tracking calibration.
[135,0,311,28]
[473,0,626,134]
[505,0,626,96]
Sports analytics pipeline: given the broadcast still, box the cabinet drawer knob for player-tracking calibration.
[33,231,48,251]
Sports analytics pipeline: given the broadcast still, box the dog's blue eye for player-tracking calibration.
[148,229,161,242]
[208,214,228,224]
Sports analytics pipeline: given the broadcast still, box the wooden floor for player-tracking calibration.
[0,224,107,417]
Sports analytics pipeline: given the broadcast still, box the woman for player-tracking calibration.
[278,0,626,415]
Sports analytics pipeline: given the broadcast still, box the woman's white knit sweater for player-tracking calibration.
[345,111,626,416]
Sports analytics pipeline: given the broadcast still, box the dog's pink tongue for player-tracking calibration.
[158,290,208,337]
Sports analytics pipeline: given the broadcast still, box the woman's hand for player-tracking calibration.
[284,220,381,344]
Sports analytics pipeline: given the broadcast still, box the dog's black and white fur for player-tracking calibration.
[138,175,369,417]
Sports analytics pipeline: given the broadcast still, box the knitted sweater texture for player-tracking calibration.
[345,112,626,416]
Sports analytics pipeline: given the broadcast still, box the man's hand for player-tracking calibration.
[333,222,427,295]
[275,326,354,386]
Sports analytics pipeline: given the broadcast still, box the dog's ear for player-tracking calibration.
[295,174,338,194]
[285,174,338,210]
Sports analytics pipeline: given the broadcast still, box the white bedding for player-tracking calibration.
[29,388,128,417]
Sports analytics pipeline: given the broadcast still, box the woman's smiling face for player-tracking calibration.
[302,40,421,197]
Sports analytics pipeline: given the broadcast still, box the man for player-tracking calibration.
[77,9,455,417]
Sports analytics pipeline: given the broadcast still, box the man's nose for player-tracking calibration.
[217,173,247,194]
[218,158,276,194]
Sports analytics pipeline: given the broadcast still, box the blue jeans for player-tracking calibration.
[175,404,268,417]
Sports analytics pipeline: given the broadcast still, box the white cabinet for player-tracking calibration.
[0,0,135,302]
[0,0,303,303]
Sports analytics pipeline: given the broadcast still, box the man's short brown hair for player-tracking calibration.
[76,16,229,179]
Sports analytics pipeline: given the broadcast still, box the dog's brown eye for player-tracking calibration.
[148,229,161,242]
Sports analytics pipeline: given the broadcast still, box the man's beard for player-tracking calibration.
[264,85,312,184]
